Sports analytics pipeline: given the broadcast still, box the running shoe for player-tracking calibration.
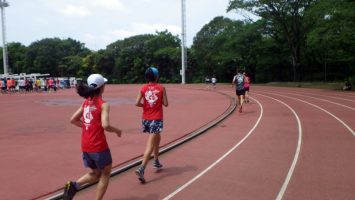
[63,181,77,200]
[135,167,146,184]
[153,160,163,169]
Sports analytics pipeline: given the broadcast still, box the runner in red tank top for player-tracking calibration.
[243,72,251,103]
[141,83,164,120]
[63,74,122,200]
[81,96,108,152]
[135,67,168,183]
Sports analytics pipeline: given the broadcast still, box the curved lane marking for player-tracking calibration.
[265,89,355,103]
[308,95,355,103]
[163,97,264,200]
[277,92,355,111]
[43,88,236,200]
[255,93,303,200]
[267,92,355,137]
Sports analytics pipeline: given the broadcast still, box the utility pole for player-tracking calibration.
[181,0,187,84]
[0,0,9,75]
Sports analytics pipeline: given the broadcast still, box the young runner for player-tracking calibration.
[63,74,122,200]
[243,72,251,103]
[135,66,168,183]
[211,75,217,89]
[232,69,245,113]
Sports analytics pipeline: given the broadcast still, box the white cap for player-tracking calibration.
[87,74,108,89]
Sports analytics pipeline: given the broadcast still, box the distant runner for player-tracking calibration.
[232,69,245,113]
[211,75,217,89]
[243,72,251,103]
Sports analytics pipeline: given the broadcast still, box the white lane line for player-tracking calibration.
[277,92,355,111]
[268,92,355,137]
[266,89,355,103]
[309,95,355,103]
[162,97,264,200]
[255,93,303,200]
[307,93,355,102]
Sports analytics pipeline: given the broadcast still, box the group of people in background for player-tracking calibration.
[205,75,217,89]
[232,69,251,113]
[0,77,78,94]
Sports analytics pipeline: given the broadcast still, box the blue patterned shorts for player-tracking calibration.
[142,120,163,134]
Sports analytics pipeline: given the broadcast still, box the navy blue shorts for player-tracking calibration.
[82,149,112,171]
[142,120,163,134]
[236,89,246,96]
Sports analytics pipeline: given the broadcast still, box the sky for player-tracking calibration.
[3,0,247,51]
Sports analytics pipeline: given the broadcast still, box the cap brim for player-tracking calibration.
[104,78,108,83]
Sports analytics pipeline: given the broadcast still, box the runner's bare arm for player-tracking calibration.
[163,87,168,107]
[135,91,143,107]
[101,103,122,137]
[70,106,83,128]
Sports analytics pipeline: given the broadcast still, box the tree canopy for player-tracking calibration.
[1,0,354,84]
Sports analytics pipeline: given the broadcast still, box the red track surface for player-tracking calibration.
[0,85,229,200]
[1,84,354,200]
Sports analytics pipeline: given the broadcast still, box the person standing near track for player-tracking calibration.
[243,72,251,103]
[0,78,6,94]
[135,66,168,183]
[63,74,122,200]
[232,69,245,113]
[7,78,13,94]
[211,75,217,90]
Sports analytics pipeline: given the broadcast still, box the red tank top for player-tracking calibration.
[81,96,108,152]
[141,83,164,120]
[244,76,250,88]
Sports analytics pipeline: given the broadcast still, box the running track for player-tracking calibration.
[0,85,354,200]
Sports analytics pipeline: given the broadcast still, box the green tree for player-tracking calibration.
[0,42,27,74]
[304,0,355,82]
[192,17,264,82]
[25,38,90,76]
[106,31,181,83]
[191,16,236,82]
[228,0,316,81]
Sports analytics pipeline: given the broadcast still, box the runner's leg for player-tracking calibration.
[95,164,111,200]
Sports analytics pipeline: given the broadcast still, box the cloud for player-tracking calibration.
[81,33,102,49]
[80,23,181,50]
[89,0,128,12]
[109,23,181,39]
[60,4,90,17]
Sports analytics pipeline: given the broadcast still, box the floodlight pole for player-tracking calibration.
[0,0,9,75]
[181,0,187,84]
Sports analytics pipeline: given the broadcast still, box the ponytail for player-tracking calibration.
[77,83,100,98]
